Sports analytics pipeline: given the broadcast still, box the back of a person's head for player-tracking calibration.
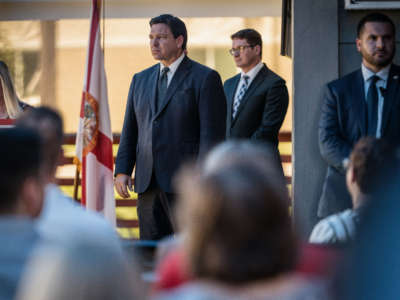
[203,140,287,191]
[16,242,143,300]
[333,163,400,300]
[0,127,43,215]
[350,137,396,195]
[16,106,64,179]
[176,141,296,284]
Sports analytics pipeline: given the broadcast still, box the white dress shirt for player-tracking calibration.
[234,61,264,100]
[160,53,186,87]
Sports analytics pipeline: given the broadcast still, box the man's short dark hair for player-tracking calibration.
[0,128,42,213]
[231,28,263,58]
[16,106,64,176]
[150,14,187,50]
[357,13,396,38]
[350,137,396,195]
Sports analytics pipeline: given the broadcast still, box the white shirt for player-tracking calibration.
[361,63,390,138]
[309,209,359,244]
[160,53,186,87]
[36,184,122,251]
[234,61,264,100]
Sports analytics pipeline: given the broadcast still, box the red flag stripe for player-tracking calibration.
[91,131,113,171]
[0,119,14,126]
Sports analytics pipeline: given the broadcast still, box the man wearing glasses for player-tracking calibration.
[224,29,289,171]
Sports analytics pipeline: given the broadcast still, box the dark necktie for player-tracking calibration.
[156,66,169,113]
[232,75,249,119]
[367,75,379,136]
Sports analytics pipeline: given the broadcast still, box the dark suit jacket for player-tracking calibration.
[224,64,289,147]
[318,64,400,218]
[115,56,226,194]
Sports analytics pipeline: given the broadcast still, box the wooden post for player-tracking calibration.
[40,21,56,107]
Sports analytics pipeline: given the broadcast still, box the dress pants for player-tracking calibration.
[137,175,176,240]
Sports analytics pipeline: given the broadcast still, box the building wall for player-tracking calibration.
[292,0,339,238]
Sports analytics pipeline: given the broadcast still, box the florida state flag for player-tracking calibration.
[75,0,115,226]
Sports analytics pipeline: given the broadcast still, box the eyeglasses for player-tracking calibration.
[229,45,255,56]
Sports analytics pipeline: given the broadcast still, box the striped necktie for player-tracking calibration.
[232,75,249,119]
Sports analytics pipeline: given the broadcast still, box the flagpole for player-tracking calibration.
[102,0,105,53]
[73,166,80,202]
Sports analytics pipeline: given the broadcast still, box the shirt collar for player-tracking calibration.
[241,61,264,82]
[361,63,391,82]
[160,52,185,75]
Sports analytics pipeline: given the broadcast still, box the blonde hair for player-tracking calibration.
[0,61,22,119]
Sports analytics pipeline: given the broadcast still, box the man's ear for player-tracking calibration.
[254,45,261,56]
[356,38,362,52]
[176,35,184,50]
[19,177,44,218]
[349,165,357,184]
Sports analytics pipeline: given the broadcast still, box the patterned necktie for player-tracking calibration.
[366,75,379,136]
[232,75,249,119]
[156,66,169,112]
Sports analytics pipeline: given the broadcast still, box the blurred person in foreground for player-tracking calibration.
[16,107,121,249]
[152,141,286,292]
[0,128,45,300]
[0,61,31,124]
[332,145,400,300]
[155,141,325,300]
[310,137,394,245]
[16,242,144,300]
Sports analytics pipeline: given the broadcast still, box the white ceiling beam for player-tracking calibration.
[0,0,282,21]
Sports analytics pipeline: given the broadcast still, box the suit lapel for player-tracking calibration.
[381,64,400,135]
[231,65,268,127]
[154,56,191,119]
[351,70,367,136]
[149,64,160,117]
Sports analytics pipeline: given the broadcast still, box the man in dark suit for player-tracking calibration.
[114,14,226,240]
[319,13,400,218]
[224,29,288,172]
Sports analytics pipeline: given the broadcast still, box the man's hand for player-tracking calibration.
[114,174,133,198]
